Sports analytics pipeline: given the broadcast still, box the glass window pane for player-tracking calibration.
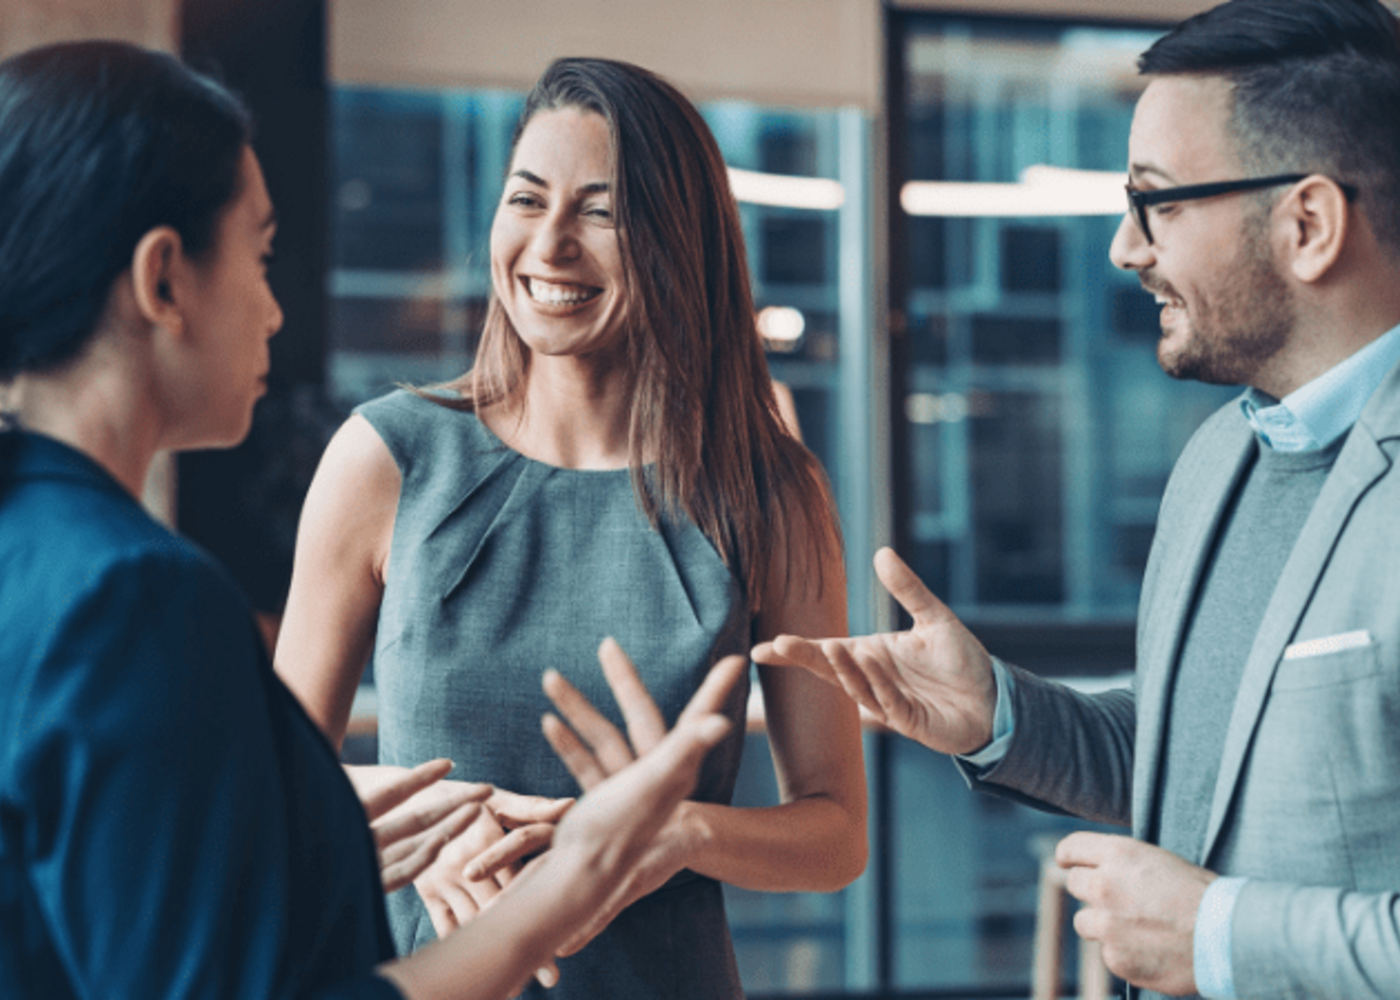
[890,15,1238,995]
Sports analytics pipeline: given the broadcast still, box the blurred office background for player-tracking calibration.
[4,1,1230,995]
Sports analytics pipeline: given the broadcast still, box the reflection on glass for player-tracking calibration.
[890,14,1237,997]
[899,17,1236,619]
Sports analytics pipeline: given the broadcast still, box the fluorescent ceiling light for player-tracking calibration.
[756,305,806,343]
[728,167,845,211]
[901,165,1125,217]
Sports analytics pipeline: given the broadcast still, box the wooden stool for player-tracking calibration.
[1030,835,1111,1000]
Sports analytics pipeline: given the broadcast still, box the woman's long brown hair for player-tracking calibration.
[421,57,840,610]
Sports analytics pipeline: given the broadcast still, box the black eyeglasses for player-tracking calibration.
[1125,173,1359,244]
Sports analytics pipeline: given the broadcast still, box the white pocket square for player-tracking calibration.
[1284,629,1373,660]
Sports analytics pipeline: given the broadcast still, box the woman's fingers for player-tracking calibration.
[358,758,454,821]
[542,710,611,790]
[677,654,747,727]
[486,789,573,826]
[542,668,636,775]
[378,799,483,893]
[597,637,668,751]
[463,822,556,881]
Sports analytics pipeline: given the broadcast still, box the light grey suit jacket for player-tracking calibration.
[975,357,1400,998]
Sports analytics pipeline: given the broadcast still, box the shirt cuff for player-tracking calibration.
[957,656,1015,768]
[1194,876,1247,999]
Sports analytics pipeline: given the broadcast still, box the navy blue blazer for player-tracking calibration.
[0,432,401,999]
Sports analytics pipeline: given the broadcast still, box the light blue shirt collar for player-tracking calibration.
[1240,322,1400,452]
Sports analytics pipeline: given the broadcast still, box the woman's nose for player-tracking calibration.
[531,212,580,263]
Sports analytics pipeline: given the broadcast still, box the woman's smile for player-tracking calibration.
[522,276,603,309]
[491,107,628,359]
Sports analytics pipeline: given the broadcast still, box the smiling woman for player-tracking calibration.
[489,108,628,367]
[276,57,868,1000]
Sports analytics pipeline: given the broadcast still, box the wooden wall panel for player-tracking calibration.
[331,0,882,109]
[0,0,177,59]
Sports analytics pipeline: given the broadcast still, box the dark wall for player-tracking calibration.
[178,0,340,614]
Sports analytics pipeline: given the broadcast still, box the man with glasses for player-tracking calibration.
[756,1,1400,997]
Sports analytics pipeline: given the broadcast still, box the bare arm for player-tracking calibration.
[682,497,867,893]
[517,488,867,957]
[276,416,564,958]
[276,414,397,747]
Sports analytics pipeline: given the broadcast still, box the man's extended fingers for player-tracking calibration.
[820,639,883,717]
[374,795,481,854]
[597,637,668,752]
[753,635,840,685]
[873,547,955,629]
[464,823,555,881]
[375,779,492,844]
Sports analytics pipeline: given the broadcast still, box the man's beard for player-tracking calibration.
[1152,226,1295,387]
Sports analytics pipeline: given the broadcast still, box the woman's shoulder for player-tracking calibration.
[1,468,257,735]
[352,387,494,476]
[9,483,242,632]
[1,436,222,593]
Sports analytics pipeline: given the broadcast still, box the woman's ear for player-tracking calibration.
[130,226,187,334]
[1280,176,1349,284]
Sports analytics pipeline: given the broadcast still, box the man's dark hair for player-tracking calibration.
[1140,0,1400,249]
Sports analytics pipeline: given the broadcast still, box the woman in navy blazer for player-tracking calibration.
[0,40,739,1000]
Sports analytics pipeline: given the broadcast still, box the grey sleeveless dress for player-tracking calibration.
[357,390,752,999]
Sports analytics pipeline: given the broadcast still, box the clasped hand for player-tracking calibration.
[348,760,489,895]
[1057,832,1216,996]
[349,762,572,988]
[411,786,573,933]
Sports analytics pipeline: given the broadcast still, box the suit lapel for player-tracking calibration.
[1200,366,1400,862]
[1132,409,1255,840]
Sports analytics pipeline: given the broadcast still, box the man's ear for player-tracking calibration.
[1279,176,1349,284]
[130,226,187,334]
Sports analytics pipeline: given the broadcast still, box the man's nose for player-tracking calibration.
[1109,212,1153,272]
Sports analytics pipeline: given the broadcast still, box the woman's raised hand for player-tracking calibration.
[537,638,745,955]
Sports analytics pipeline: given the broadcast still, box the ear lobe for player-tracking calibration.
[130,226,186,331]
[1285,177,1348,284]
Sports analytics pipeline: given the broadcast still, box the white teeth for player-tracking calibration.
[527,278,598,306]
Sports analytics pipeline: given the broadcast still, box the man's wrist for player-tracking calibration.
[958,657,1015,767]
[1194,875,1247,999]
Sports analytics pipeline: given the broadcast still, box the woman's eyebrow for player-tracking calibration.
[508,169,610,197]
